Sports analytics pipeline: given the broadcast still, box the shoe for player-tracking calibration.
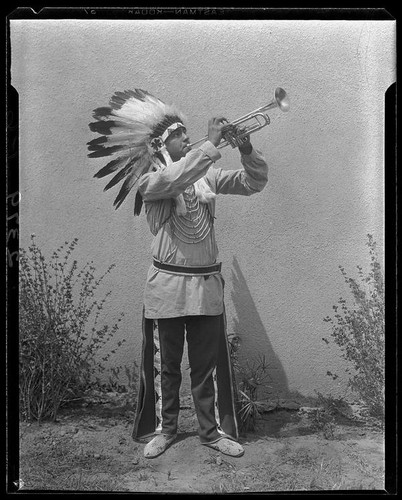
[204,438,244,457]
[144,433,177,459]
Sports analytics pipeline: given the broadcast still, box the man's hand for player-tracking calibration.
[207,116,228,147]
[236,125,253,155]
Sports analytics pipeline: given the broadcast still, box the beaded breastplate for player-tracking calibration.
[170,185,213,243]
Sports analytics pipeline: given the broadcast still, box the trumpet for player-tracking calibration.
[189,87,290,149]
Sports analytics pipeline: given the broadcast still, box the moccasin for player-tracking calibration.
[144,433,177,459]
[204,438,244,457]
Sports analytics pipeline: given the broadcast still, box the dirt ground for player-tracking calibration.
[18,393,385,494]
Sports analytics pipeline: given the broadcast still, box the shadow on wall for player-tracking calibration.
[230,256,289,399]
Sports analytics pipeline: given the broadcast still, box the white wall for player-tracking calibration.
[11,19,395,400]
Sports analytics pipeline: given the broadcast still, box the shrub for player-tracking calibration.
[93,363,139,408]
[323,234,384,421]
[19,235,125,422]
[237,355,273,432]
[228,334,272,432]
[309,406,336,440]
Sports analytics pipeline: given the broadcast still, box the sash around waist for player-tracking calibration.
[152,259,222,276]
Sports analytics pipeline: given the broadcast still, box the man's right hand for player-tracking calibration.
[207,116,228,147]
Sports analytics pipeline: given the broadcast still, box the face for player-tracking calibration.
[164,127,191,162]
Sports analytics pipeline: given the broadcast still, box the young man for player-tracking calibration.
[88,89,268,459]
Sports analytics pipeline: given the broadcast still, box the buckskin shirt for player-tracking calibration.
[138,140,268,319]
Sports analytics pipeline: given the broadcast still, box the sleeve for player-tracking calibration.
[211,147,268,196]
[139,141,221,201]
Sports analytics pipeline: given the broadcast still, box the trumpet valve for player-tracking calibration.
[221,124,247,149]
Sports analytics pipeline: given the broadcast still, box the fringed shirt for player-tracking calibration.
[138,140,268,319]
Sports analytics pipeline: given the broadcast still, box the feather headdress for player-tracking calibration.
[87,89,186,215]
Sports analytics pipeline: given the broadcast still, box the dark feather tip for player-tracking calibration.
[103,162,133,190]
[134,190,143,216]
[87,145,125,158]
[93,158,122,178]
[87,137,107,150]
[89,120,119,135]
[92,106,112,119]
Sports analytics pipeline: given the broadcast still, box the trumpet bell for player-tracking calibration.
[274,87,290,112]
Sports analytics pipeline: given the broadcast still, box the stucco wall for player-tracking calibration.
[11,19,395,400]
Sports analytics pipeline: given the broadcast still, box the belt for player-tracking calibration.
[153,259,222,276]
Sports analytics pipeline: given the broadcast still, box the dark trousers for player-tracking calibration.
[157,314,223,443]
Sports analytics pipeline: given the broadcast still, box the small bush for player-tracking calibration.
[238,355,273,431]
[19,235,125,422]
[228,334,273,432]
[93,363,139,407]
[323,234,384,421]
[310,407,336,440]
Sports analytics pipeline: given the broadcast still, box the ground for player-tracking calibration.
[18,393,385,493]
